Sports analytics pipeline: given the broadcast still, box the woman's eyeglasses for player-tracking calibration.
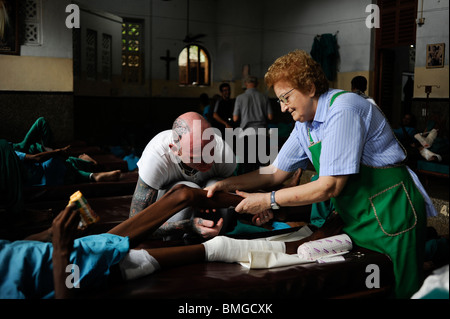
[277,88,295,104]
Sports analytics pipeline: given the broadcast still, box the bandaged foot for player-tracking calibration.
[119,249,161,281]
[420,148,442,162]
[424,129,438,148]
[414,133,430,148]
[202,236,286,263]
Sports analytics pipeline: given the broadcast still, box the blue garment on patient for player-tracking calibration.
[14,151,67,186]
[0,234,129,299]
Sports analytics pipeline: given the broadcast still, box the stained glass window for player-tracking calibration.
[122,19,144,84]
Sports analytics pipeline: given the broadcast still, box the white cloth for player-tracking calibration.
[240,231,352,269]
[411,265,449,299]
[204,226,351,269]
[296,234,352,261]
[137,130,236,190]
[119,249,160,281]
[203,236,286,264]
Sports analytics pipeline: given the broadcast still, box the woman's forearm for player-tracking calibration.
[275,175,349,208]
[218,165,289,193]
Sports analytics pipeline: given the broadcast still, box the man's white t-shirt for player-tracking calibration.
[137,130,236,190]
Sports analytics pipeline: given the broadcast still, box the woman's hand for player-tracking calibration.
[204,180,227,198]
[234,190,271,215]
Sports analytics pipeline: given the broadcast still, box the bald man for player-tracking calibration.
[129,112,237,240]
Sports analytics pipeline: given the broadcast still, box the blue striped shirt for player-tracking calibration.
[274,89,437,217]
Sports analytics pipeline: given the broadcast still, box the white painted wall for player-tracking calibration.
[415,0,449,67]
[20,0,73,58]
[77,5,123,76]
[74,0,375,83]
[10,0,448,95]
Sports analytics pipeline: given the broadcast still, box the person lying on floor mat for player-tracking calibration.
[0,184,341,299]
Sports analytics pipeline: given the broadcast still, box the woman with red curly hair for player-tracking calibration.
[206,50,437,298]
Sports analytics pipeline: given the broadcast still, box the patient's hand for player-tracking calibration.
[252,210,274,226]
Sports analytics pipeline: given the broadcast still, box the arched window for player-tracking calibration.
[178,45,210,86]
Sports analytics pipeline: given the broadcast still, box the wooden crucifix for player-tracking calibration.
[160,50,176,80]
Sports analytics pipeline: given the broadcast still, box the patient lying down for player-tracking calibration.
[0,184,343,299]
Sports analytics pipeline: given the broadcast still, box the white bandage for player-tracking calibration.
[202,236,286,263]
[425,129,438,147]
[119,249,160,281]
[414,133,430,148]
[420,148,442,162]
[297,234,353,261]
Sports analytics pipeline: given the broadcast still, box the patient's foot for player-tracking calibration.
[420,148,442,162]
[424,129,438,148]
[202,236,286,263]
[78,153,98,165]
[285,211,344,254]
[414,133,430,148]
[92,170,121,182]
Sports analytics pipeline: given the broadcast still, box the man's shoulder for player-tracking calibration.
[142,130,172,158]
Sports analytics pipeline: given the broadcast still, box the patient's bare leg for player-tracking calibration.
[108,184,243,247]
[92,170,121,182]
[138,212,344,269]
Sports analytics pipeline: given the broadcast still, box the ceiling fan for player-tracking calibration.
[183,0,206,43]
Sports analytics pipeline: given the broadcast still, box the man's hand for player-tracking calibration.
[192,217,224,239]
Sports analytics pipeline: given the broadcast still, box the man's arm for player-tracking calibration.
[23,145,71,163]
[205,164,292,197]
[213,112,231,128]
[111,184,243,247]
[130,178,225,238]
[129,177,158,218]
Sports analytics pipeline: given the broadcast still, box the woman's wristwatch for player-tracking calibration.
[270,191,280,210]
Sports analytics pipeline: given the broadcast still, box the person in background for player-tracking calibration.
[351,75,376,105]
[233,76,274,174]
[212,83,235,137]
[200,93,213,124]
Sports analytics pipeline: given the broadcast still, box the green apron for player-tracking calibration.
[308,92,426,298]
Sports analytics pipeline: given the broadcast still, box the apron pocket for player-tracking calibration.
[369,181,417,236]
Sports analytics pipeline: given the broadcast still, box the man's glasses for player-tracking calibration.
[277,88,295,104]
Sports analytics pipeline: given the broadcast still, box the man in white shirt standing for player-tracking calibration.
[129,112,237,240]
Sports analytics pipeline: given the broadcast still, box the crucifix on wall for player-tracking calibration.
[160,49,176,80]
